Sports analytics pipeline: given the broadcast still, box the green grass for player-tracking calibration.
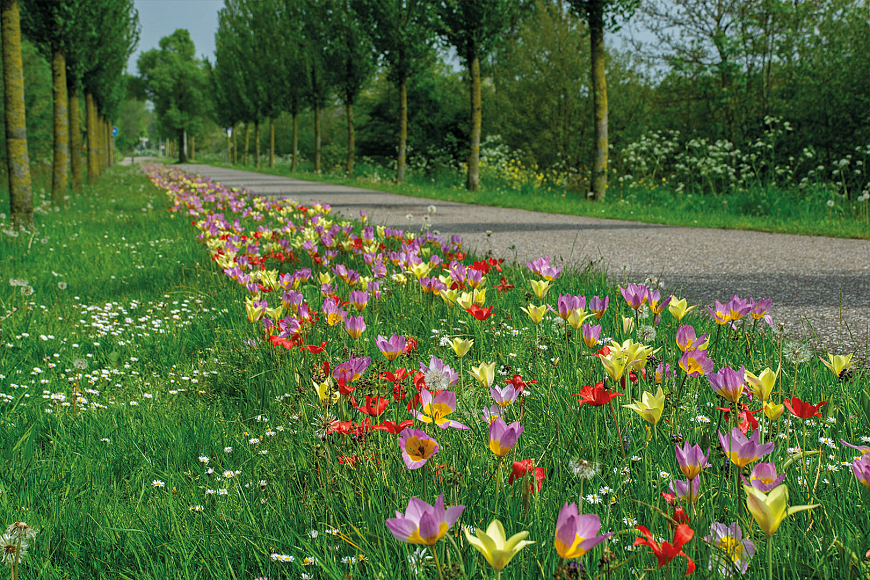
[195,154,870,240]
[0,164,867,579]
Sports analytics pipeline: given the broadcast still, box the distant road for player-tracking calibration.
[177,163,870,359]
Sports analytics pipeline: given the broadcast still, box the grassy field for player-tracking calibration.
[0,164,868,579]
[195,155,870,240]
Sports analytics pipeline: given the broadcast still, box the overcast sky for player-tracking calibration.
[129,0,222,73]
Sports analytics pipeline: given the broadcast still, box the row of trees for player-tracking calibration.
[203,0,637,199]
[2,0,138,226]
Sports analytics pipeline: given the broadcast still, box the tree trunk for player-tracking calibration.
[255,120,260,168]
[589,3,608,201]
[68,86,82,192]
[244,123,249,165]
[232,124,237,165]
[108,119,114,166]
[104,118,111,169]
[51,49,69,204]
[226,130,231,164]
[466,54,481,192]
[269,117,275,168]
[86,92,98,183]
[177,128,187,163]
[1,0,32,226]
[190,135,195,161]
[346,101,355,176]
[397,75,407,184]
[314,105,321,173]
[291,112,298,172]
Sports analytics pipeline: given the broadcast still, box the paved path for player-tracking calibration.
[178,164,870,359]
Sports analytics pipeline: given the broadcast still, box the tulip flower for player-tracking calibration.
[748,297,773,326]
[399,429,440,470]
[573,383,622,407]
[411,389,469,430]
[726,295,751,321]
[470,361,497,388]
[620,284,649,310]
[409,262,431,279]
[679,348,714,378]
[376,334,406,362]
[372,419,414,435]
[744,368,777,402]
[503,373,536,394]
[623,387,666,425]
[521,304,548,325]
[481,404,503,424]
[820,353,853,378]
[490,384,520,407]
[581,323,602,347]
[648,290,672,318]
[441,288,459,306]
[348,289,369,311]
[344,315,366,339]
[589,295,609,319]
[675,325,709,352]
[420,356,459,390]
[556,294,586,320]
[457,292,474,310]
[716,403,761,435]
[669,297,696,321]
[669,478,700,504]
[529,279,551,299]
[841,439,870,455]
[851,454,870,487]
[744,484,819,536]
[489,418,524,457]
[467,304,494,321]
[708,366,746,404]
[385,494,465,546]
[675,442,709,480]
[449,337,473,358]
[526,256,562,281]
[763,400,784,421]
[314,378,339,406]
[655,362,673,384]
[350,395,389,418]
[333,356,371,384]
[719,428,774,468]
[741,462,786,492]
[554,503,612,559]
[464,520,534,572]
[300,341,328,354]
[473,287,487,304]
[622,315,635,335]
[633,524,695,575]
[245,297,267,323]
[567,308,590,330]
[783,396,826,419]
[509,459,545,492]
[704,522,755,576]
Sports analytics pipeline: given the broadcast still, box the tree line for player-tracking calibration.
[1,0,139,226]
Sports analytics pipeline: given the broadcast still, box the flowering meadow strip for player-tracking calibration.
[141,164,869,579]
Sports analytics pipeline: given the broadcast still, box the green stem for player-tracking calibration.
[767,536,774,580]
[431,544,445,580]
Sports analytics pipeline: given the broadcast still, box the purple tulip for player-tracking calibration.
[556,294,587,320]
[704,522,755,575]
[490,384,519,407]
[526,256,563,281]
[620,284,649,310]
[749,297,773,327]
[385,494,464,546]
[398,429,440,470]
[589,296,609,319]
[741,462,786,492]
[676,324,709,352]
[582,323,602,347]
[349,290,369,311]
[719,428,774,468]
[669,478,700,504]
[489,418,524,457]
[852,454,870,488]
[675,442,710,480]
[708,366,746,404]
[344,315,366,339]
[376,333,406,362]
[554,503,612,558]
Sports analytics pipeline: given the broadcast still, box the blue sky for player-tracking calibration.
[130,0,222,73]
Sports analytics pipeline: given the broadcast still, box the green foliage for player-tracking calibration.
[435,0,528,64]
[326,0,377,106]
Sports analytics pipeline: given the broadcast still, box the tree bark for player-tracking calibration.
[255,120,260,168]
[86,92,98,184]
[346,101,354,176]
[104,118,111,168]
[68,86,82,192]
[108,119,115,166]
[232,124,237,165]
[291,112,298,172]
[51,49,69,204]
[466,54,481,192]
[314,105,321,173]
[2,0,32,226]
[269,117,275,168]
[244,123,249,165]
[190,135,195,161]
[177,128,187,163]
[397,75,407,184]
[589,2,608,201]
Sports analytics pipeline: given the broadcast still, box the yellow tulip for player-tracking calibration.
[245,296,266,323]
[668,297,696,321]
[763,400,785,421]
[567,308,590,330]
[622,315,635,335]
[745,368,777,402]
[608,339,654,371]
[467,275,486,289]
[441,289,459,306]
[473,287,487,305]
[820,353,853,378]
[464,520,534,572]
[318,272,333,285]
[744,485,819,536]
[450,338,473,358]
[315,379,339,406]
[409,262,431,279]
[600,353,626,383]
[521,304,548,325]
[265,305,284,320]
[529,279,551,300]
[623,387,666,425]
[470,362,496,388]
[392,273,407,286]
[457,292,474,310]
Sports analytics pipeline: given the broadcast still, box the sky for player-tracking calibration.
[129,0,222,73]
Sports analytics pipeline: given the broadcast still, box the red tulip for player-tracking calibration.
[496,276,514,293]
[503,373,537,394]
[783,396,827,419]
[466,305,494,321]
[300,341,327,354]
[508,459,545,493]
[350,395,389,417]
[716,403,761,434]
[372,420,414,435]
[633,524,696,575]
[573,382,622,407]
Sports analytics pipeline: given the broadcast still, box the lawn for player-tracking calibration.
[0,164,867,579]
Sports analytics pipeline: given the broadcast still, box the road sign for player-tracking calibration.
[112,126,118,137]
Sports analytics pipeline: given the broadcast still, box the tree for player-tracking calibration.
[299,0,333,173]
[354,0,438,183]
[214,0,255,166]
[137,29,208,163]
[2,0,32,225]
[566,0,639,201]
[278,0,308,172]
[435,0,527,191]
